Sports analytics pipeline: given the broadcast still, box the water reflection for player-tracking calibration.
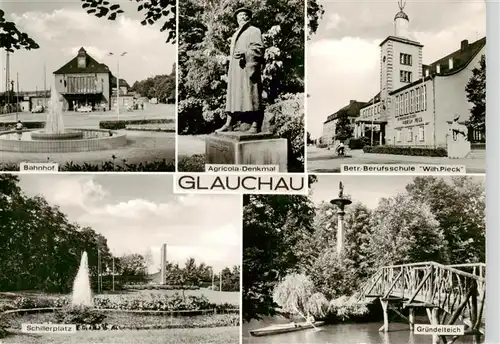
[243,320,482,344]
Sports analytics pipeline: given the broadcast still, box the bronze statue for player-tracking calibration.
[338,181,344,199]
[215,7,265,134]
[451,114,468,141]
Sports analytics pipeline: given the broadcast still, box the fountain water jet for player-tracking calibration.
[72,251,93,307]
[31,87,84,140]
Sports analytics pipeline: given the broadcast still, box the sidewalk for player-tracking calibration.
[307,146,485,173]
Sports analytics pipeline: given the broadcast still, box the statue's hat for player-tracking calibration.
[453,114,460,121]
[234,7,252,19]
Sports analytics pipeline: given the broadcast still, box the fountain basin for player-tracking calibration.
[31,131,84,141]
[0,128,127,153]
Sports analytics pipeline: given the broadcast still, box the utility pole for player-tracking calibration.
[16,73,19,121]
[5,51,10,107]
[43,63,46,93]
[108,52,127,120]
[112,257,115,292]
[97,249,101,294]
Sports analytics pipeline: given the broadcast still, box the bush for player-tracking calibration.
[99,119,174,130]
[265,93,305,172]
[0,314,9,338]
[177,154,205,172]
[177,98,209,135]
[363,145,447,157]
[328,296,369,321]
[54,305,106,325]
[0,121,45,131]
[316,143,328,149]
[348,137,370,150]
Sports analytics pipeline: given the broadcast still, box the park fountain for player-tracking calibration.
[0,87,127,153]
[72,251,93,307]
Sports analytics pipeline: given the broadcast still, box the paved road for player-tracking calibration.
[0,103,174,128]
[307,145,485,173]
[0,104,176,168]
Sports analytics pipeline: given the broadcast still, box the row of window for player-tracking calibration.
[361,103,382,119]
[396,126,425,142]
[395,85,427,117]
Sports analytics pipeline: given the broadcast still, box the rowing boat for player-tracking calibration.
[249,321,325,337]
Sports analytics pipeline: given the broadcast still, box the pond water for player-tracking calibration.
[243,318,483,344]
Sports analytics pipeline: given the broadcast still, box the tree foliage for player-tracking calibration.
[130,65,175,102]
[178,0,323,134]
[80,0,176,44]
[243,176,485,320]
[335,111,353,141]
[0,175,113,292]
[465,54,485,133]
[0,10,39,52]
[243,191,316,321]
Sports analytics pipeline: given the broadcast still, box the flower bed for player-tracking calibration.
[11,293,238,313]
[123,284,200,291]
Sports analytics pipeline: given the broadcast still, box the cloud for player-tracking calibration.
[34,176,108,208]
[324,13,344,31]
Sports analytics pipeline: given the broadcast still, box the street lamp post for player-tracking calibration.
[108,52,127,121]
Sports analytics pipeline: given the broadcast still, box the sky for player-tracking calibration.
[307,0,486,138]
[1,0,175,92]
[310,174,484,209]
[17,174,241,274]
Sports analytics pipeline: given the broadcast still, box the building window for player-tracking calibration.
[407,127,413,142]
[419,126,425,141]
[416,88,420,112]
[405,92,409,114]
[410,90,414,113]
[396,129,402,142]
[400,94,404,115]
[400,53,412,66]
[395,95,399,116]
[400,70,412,83]
[422,85,427,111]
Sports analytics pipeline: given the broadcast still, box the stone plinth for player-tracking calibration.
[205,131,287,172]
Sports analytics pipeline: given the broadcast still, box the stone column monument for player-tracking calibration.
[160,244,167,285]
[330,181,352,255]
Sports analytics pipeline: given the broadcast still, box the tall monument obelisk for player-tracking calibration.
[160,244,167,285]
[330,181,352,255]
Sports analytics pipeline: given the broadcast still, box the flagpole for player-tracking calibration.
[112,257,115,292]
[219,270,222,293]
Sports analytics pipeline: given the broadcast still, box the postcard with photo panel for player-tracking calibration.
[307,0,485,174]
[242,174,485,343]
[0,173,240,343]
[0,0,176,172]
[177,0,306,173]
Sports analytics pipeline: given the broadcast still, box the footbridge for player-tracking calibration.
[357,262,485,344]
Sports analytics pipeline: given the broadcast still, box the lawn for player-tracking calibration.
[2,326,239,344]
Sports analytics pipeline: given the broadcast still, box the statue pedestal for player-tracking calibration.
[447,136,471,159]
[205,131,288,172]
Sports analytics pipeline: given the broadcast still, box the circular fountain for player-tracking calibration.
[0,87,127,153]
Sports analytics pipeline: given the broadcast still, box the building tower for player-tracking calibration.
[379,1,423,113]
[394,0,409,39]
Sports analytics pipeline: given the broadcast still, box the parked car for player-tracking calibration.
[77,105,92,113]
[31,105,44,113]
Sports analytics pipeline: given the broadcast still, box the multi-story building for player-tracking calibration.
[53,47,131,111]
[322,100,367,146]
[335,3,486,148]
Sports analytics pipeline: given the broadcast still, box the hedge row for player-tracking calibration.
[0,121,45,130]
[0,159,175,172]
[12,293,238,313]
[363,145,447,157]
[99,119,174,130]
[123,284,200,291]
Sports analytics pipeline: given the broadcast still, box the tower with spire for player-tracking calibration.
[378,1,423,115]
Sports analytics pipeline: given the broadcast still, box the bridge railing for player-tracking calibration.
[357,261,485,331]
